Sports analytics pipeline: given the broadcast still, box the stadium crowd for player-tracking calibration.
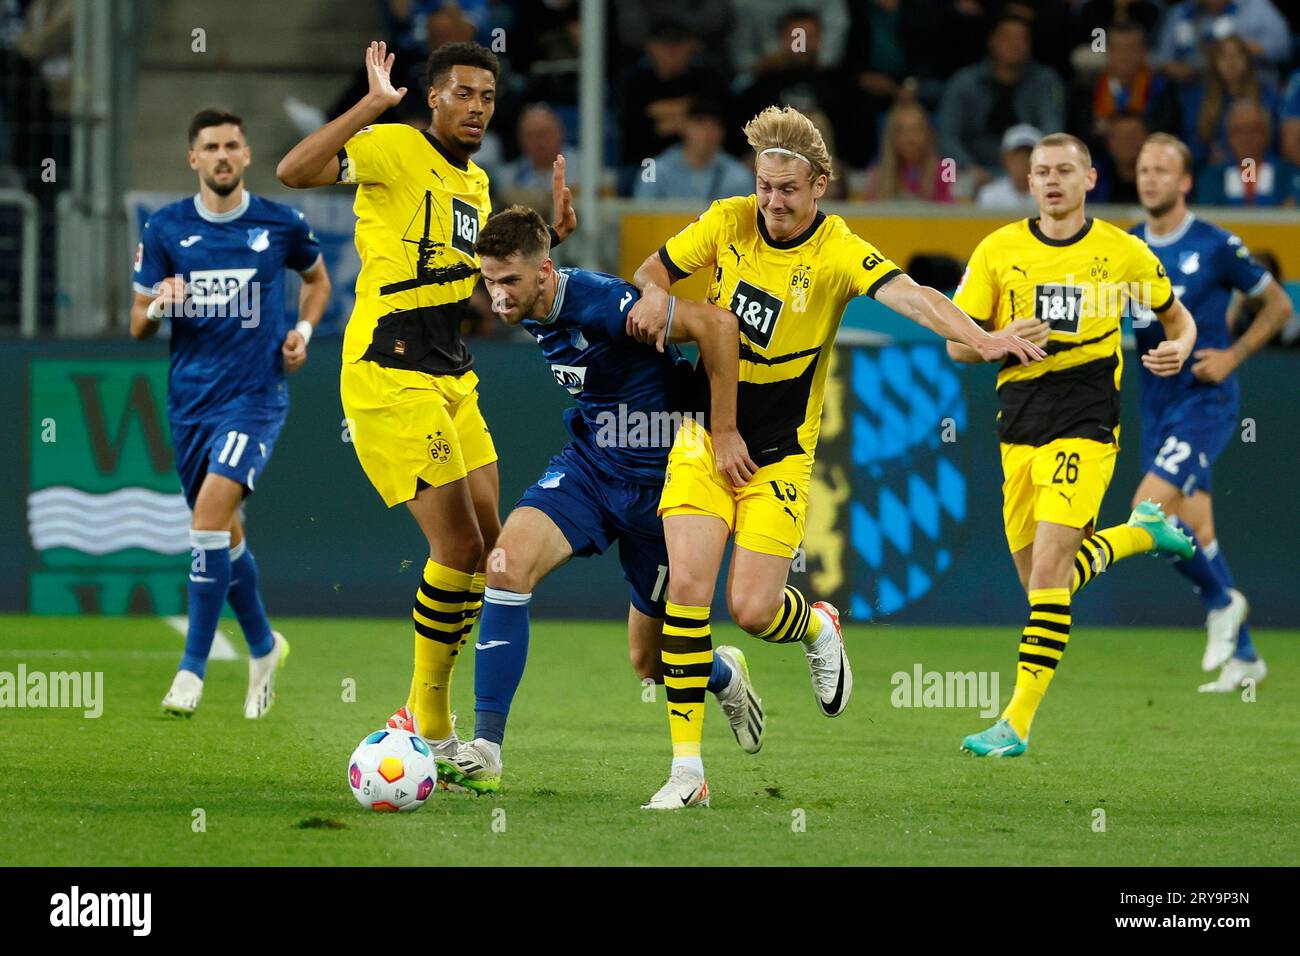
[295,0,1300,213]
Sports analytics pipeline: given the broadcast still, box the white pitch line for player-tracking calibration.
[163,616,240,661]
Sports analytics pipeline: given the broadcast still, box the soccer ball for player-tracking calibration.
[347,728,439,813]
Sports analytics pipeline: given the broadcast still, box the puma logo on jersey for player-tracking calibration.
[1020,665,1044,679]
[728,243,744,264]
[670,708,694,722]
[1010,264,1027,276]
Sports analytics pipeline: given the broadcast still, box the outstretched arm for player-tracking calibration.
[276,41,406,188]
[667,300,756,486]
[876,273,1046,366]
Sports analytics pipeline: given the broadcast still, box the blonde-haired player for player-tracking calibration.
[627,105,1044,808]
[950,133,1198,757]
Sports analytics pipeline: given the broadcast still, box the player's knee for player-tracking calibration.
[484,546,537,593]
[729,590,781,636]
[430,530,484,574]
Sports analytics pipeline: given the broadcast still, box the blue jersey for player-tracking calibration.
[521,268,696,486]
[133,192,322,424]
[1129,214,1270,414]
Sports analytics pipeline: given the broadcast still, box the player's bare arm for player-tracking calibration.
[551,154,577,242]
[667,300,757,486]
[1194,280,1292,384]
[129,275,186,341]
[627,251,676,350]
[282,259,332,373]
[1142,298,1196,378]
[276,41,406,188]
[946,319,1052,364]
[876,273,1046,366]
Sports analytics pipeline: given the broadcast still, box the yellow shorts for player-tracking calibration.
[1000,436,1117,553]
[340,360,497,507]
[658,417,810,559]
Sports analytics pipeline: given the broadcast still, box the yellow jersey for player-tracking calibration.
[338,123,491,375]
[660,195,901,466]
[953,216,1174,446]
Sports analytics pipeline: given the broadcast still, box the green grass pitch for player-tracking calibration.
[1,614,1296,866]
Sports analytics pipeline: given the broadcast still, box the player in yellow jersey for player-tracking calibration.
[949,133,1198,757]
[277,41,575,760]
[627,106,1045,808]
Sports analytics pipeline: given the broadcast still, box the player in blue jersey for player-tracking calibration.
[427,205,764,797]
[1130,133,1292,692]
[131,109,332,718]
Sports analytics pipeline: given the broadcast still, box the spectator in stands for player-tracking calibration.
[1072,21,1180,151]
[862,103,954,203]
[618,21,724,176]
[1154,0,1292,84]
[1281,69,1300,168]
[615,1,732,72]
[1183,35,1280,169]
[730,0,850,75]
[937,14,1066,180]
[633,98,753,203]
[1070,0,1166,47]
[1197,100,1298,206]
[976,123,1041,210]
[494,104,577,197]
[1092,112,1147,203]
[736,8,873,168]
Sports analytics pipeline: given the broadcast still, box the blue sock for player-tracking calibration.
[181,530,233,679]
[227,540,275,659]
[706,651,733,694]
[473,588,531,745]
[1205,541,1257,662]
[1168,519,1230,611]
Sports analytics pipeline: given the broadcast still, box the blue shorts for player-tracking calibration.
[514,444,669,617]
[171,411,286,508]
[1139,398,1236,496]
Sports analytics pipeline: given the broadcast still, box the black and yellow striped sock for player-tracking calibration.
[1072,525,1154,594]
[456,571,487,657]
[411,559,474,740]
[755,585,823,644]
[1001,587,1072,739]
[406,569,485,712]
[662,602,712,760]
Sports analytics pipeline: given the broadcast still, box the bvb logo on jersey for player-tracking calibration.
[790,265,813,314]
[427,433,453,464]
[1089,256,1110,281]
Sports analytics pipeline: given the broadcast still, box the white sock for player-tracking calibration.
[806,608,836,651]
[672,756,704,777]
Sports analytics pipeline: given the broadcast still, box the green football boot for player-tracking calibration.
[1127,499,1195,560]
[961,719,1028,757]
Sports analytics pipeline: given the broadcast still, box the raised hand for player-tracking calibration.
[365,41,407,110]
[551,154,577,242]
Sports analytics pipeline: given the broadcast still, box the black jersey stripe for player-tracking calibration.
[658,245,689,281]
[738,342,822,366]
[866,267,904,299]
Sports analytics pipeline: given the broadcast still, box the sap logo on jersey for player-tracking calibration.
[187,268,257,305]
[551,364,587,395]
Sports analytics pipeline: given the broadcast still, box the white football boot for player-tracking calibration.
[713,645,764,754]
[162,670,203,717]
[805,601,852,717]
[244,631,289,719]
[641,765,710,810]
[1203,589,1249,671]
[387,706,465,788]
[435,738,502,795]
[1198,656,1267,693]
